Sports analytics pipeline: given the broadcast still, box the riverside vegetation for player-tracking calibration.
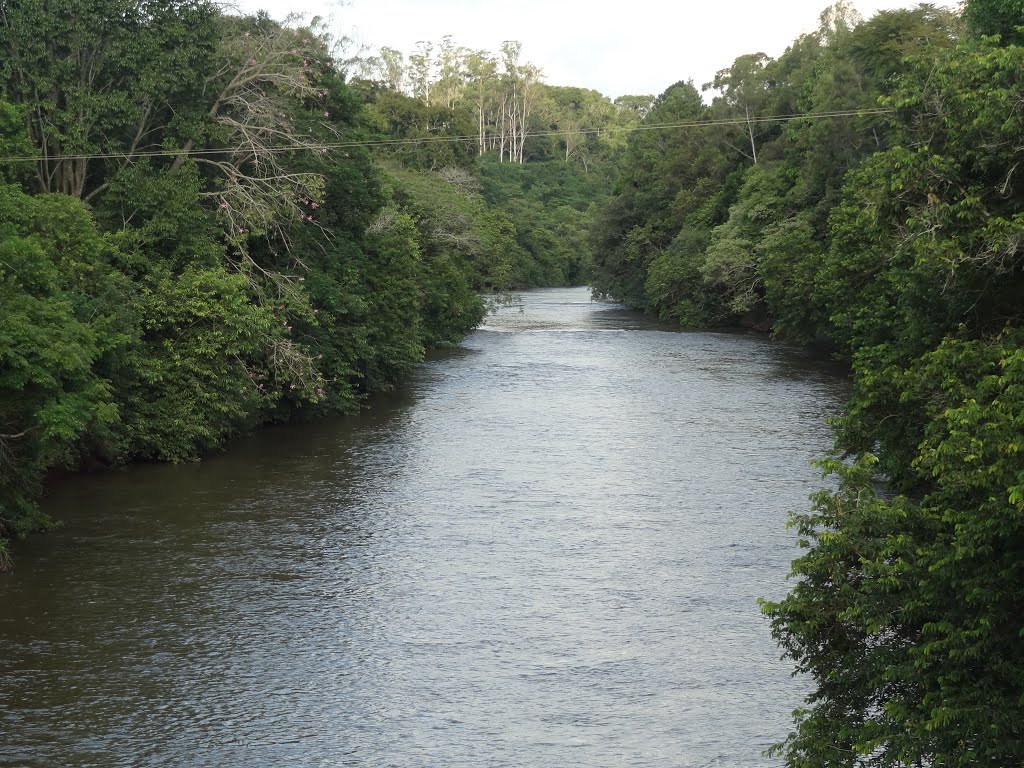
[2,0,1023,765]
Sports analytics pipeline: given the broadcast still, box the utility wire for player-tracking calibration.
[0,108,894,164]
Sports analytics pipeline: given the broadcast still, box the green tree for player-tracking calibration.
[590,79,739,314]
[0,100,34,185]
[0,0,218,199]
[704,52,774,165]
[964,0,1024,44]
[0,185,118,562]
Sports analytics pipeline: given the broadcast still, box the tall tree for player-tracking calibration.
[704,52,774,165]
[169,13,332,243]
[378,47,405,92]
[407,40,433,104]
[465,49,498,156]
[435,35,466,110]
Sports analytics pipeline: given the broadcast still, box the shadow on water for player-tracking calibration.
[9,381,420,587]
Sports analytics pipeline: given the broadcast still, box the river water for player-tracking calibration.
[1,287,847,767]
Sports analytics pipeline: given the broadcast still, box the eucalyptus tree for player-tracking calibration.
[435,35,467,110]
[608,94,656,151]
[407,40,434,103]
[379,47,405,92]
[543,86,616,167]
[704,52,774,165]
[613,94,655,121]
[465,50,498,155]
[494,41,543,163]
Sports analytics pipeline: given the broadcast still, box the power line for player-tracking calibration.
[0,108,894,164]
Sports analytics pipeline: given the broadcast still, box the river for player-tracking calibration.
[0,287,847,767]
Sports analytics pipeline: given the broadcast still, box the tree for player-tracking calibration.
[407,40,433,103]
[167,13,333,243]
[0,0,218,199]
[465,49,498,156]
[542,86,616,168]
[613,94,655,121]
[702,163,791,318]
[0,100,32,178]
[0,185,120,563]
[379,47,405,92]
[704,53,774,164]
[964,0,1024,44]
[435,35,466,110]
[589,79,738,313]
[493,41,543,164]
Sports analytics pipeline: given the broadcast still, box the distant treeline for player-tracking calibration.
[589,0,1024,764]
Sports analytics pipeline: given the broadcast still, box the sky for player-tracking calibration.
[233,0,953,99]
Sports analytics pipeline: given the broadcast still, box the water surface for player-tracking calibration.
[1,287,847,767]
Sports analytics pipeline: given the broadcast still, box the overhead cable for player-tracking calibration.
[0,108,895,164]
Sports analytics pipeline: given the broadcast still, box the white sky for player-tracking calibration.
[233,0,953,99]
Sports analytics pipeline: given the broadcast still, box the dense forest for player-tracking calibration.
[589,0,1023,764]
[2,0,1023,763]
[0,4,637,567]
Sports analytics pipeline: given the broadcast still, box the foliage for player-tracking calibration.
[0,100,34,185]
[589,79,737,312]
[6,16,1021,768]
[763,332,1024,766]
[964,0,1024,44]
[352,37,630,294]
[479,155,614,285]
[0,0,220,198]
[589,3,958,330]
[384,165,522,293]
[0,186,115,539]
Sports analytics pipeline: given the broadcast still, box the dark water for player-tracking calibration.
[1,288,847,767]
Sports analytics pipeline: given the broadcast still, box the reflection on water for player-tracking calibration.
[0,287,847,767]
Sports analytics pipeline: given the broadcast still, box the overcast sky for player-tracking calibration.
[232,0,953,99]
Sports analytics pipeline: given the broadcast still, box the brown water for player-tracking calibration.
[0,287,847,767]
